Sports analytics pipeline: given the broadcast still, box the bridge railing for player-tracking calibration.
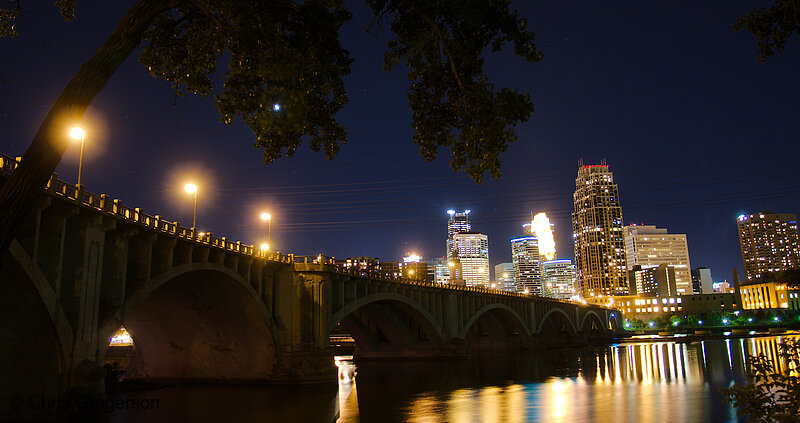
[0,154,293,264]
[292,255,593,304]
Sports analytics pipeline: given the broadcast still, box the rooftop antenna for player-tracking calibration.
[578,157,584,167]
[601,158,607,166]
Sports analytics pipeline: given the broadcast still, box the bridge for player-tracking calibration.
[0,154,621,414]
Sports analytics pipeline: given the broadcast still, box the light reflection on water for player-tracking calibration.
[108,334,797,422]
[337,334,798,423]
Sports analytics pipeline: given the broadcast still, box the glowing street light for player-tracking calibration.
[261,212,272,247]
[184,183,198,230]
[261,243,269,251]
[69,127,86,186]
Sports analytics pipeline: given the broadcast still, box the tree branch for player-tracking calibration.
[409,7,468,108]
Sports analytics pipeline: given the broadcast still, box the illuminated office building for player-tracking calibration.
[737,212,800,280]
[572,162,628,297]
[531,212,556,260]
[344,256,380,272]
[452,233,489,287]
[495,262,515,291]
[511,236,541,294]
[542,259,576,299]
[623,225,692,294]
[627,264,677,297]
[446,209,472,259]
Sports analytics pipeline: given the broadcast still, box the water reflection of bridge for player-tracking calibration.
[0,153,621,418]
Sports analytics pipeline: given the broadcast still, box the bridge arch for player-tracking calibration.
[101,262,279,382]
[458,303,531,339]
[536,308,578,334]
[1,242,71,414]
[331,292,449,359]
[578,310,606,333]
[458,303,532,351]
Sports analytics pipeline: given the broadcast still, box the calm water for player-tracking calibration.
[110,334,798,422]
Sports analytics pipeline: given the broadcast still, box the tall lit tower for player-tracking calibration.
[572,162,628,297]
[453,232,490,286]
[738,212,800,280]
[446,209,471,259]
[531,212,556,260]
[511,236,541,294]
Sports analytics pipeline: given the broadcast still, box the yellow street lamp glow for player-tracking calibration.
[69,127,86,186]
[261,243,269,251]
[408,269,414,275]
[523,288,530,294]
[184,183,198,229]
[261,212,272,247]
[69,127,85,140]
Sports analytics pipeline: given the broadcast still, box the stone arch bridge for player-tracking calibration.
[0,154,621,413]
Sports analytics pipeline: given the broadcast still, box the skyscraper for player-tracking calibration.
[572,163,628,297]
[446,209,471,259]
[511,236,541,294]
[531,212,556,260]
[737,212,800,280]
[452,232,490,286]
[623,224,692,294]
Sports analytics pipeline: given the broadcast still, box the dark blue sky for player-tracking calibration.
[1,1,798,283]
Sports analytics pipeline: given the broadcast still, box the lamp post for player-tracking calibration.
[185,183,198,230]
[260,212,271,249]
[69,127,85,186]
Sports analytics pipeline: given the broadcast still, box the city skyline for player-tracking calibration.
[0,2,798,284]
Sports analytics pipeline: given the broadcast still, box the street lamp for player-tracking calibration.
[260,212,271,247]
[69,127,86,186]
[184,183,198,230]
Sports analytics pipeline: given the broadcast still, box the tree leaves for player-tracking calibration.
[722,338,800,422]
[5,0,542,184]
[367,0,542,183]
[735,0,800,62]
[138,0,353,165]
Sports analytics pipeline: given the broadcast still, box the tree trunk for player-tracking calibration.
[0,0,175,257]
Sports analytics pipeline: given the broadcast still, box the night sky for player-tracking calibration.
[1,1,798,284]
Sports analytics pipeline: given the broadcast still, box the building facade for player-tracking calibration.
[627,264,677,297]
[494,262,515,291]
[446,209,472,259]
[451,232,489,287]
[691,267,713,294]
[344,256,380,272]
[737,212,800,280]
[623,225,692,294]
[511,236,541,294]
[531,212,556,261]
[572,163,629,297]
[739,280,796,310]
[542,259,577,299]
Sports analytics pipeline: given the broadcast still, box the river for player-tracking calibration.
[109,333,797,422]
